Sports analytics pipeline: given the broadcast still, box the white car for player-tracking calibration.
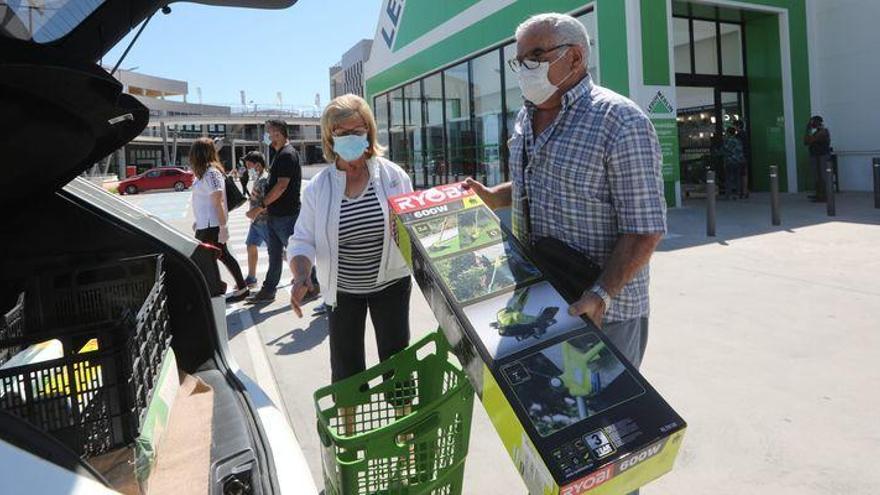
[0,1,317,493]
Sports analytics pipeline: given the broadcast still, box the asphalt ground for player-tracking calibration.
[123,181,880,495]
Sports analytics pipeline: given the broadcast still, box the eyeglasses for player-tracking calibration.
[507,44,573,72]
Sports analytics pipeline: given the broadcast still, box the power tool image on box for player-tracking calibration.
[422,208,501,255]
[491,287,560,341]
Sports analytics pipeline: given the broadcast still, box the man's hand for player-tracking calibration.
[568,290,606,329]
[289,277,314,318]
[463,178,511,210]
[245,207,263,221]
[218,225,230,244]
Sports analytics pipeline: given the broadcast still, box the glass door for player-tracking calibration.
[676,86,748,199]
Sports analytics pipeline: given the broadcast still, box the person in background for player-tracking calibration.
[248,119,318,303]
[804,115,831,203]
[242,151,269,288]
[734,119,749,198]
[189,137,249,302]
[723,126,745,200]
[238,160,250,198]
[288,94,413,389]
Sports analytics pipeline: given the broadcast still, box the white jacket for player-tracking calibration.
[288,157,413,307]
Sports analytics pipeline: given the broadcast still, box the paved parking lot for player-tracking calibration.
[126,188,880,494]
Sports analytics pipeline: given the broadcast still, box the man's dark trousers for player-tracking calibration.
[262,214,297,295]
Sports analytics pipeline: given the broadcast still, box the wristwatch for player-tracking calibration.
[589,284,612,310]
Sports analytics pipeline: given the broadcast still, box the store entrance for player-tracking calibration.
[676,85,748,198]
[673,5,751,200]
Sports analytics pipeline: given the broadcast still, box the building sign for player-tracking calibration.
[637,85,680,189]
[380,0,404,49]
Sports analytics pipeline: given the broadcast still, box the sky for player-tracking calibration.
[102,0,383,109]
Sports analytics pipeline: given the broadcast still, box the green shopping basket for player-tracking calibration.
[314,331,474,495]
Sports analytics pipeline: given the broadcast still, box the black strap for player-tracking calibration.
[520,141,533,239]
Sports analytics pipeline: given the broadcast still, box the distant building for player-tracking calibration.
[329,39,372,99]
[111,70,323,176]
[114,68,231,117]
[329,64,344,100]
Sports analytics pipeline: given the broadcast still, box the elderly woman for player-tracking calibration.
[288,94,413,384]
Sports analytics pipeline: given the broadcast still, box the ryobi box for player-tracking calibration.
[389,182,686,495]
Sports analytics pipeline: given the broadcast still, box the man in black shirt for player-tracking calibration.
[804,115,832,202]
[248,119,303,302]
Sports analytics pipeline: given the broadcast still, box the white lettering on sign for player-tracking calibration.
[413,205,449,219]
[618,442,663,472]
[391,183,473,214]
[560,464,614,495]
[380,0,403,49]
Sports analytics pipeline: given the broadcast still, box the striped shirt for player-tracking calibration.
[337,183,392,294]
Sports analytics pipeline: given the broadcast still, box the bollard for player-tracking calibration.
[770,165,781,226]
[825,161,836,216]
[873,158,880,209]
[706,169,717,237]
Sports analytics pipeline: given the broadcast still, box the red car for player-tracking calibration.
[119,167,194,194]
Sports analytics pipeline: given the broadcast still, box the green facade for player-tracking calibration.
[366,0,813,203]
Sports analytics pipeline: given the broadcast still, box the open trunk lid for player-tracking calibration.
[0,0,296,204]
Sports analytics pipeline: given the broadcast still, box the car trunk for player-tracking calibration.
[0,1,297,493]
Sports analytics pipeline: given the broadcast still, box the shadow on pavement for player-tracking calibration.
[658,192,879,252]
[248,304,293,326]
[266,316,329,356]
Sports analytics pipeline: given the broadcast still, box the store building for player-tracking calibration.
[364,0,880,205]
[329,38,373,99]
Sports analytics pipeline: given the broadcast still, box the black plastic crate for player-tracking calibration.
[0,293,25,367]
[25,256,161,331]
[0,255,172,457]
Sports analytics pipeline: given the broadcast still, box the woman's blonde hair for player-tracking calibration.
[321,94,385,162]
[189,137,225,179]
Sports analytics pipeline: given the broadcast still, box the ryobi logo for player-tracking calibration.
[390,183,474,214]
[380,0,404,49]
[560,464,614,495]
[618,442,664,472]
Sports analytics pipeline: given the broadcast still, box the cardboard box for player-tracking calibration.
[389,183,686,495]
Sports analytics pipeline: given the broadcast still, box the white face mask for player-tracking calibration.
[516,47,573,105]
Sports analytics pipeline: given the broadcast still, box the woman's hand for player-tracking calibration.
[290,277,315,318]
[218,225,230,244]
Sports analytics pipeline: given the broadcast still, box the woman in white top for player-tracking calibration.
[288,94,413,384]
[189,137,249,302]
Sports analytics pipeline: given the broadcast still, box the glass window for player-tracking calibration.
[1,0,105,43]
[503,43,522,144]
[403,81,424,178]
[374,93,390,149]
[692,20,718,75]
[472,49,504,186]
[444,61,474,180]
[673,17,692,74]
[575,10,600,83]
[423,73,445,182]
[720,23,744,76]
[389,88,408,169]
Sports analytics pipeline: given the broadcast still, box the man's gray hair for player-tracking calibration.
[515,13,591,68]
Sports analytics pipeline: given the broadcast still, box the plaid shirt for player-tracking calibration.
[509,75,666,323]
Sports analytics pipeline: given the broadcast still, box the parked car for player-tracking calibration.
[0,1,317,494]
[119,166,194,195]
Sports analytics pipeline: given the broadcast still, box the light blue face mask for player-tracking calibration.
[262,132,272,145]
[334,134,369,162]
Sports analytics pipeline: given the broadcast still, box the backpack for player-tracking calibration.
[224,175,246,211]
